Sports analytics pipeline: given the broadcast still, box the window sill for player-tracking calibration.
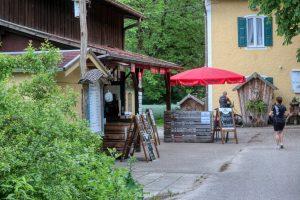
[244,46,268,50]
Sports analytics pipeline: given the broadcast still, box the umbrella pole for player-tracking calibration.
[205,85,209,111]
[165,72,171,111]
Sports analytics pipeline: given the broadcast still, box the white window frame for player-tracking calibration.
[291,69,300,94]
[245,15,266,48]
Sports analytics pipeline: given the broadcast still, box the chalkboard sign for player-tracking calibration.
[217,108,238,144]
[136,115,157,161]
[219,108,235,128]
[145,109,160,145]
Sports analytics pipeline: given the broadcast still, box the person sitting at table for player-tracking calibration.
[219,91,232,108]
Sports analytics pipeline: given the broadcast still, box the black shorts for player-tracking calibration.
[273,122,285,132]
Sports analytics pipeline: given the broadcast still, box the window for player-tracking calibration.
[291,70,300,93]
[246,16,265,47]
[238,16,273,48]
[73,1,80,18]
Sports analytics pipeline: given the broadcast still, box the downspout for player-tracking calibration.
[204,0,213,111]
[204,0,208,111]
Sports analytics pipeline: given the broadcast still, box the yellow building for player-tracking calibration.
[205,0,300,112]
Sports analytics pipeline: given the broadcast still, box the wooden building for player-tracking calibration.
[0,0,182,150]
[233,72,278,126]
[178,94,205,111]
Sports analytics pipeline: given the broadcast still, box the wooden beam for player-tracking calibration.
[165,72,171,111]
[120,72,126,115]
[124,22,140,31]
[79,0,88,78]
[125,72,131,80]
[130,66,139,114]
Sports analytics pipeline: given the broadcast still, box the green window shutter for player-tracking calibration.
[264,17,273,46]
[265,77,274,84]
[238,17,247,47]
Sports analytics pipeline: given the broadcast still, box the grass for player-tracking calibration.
[142,104,179,126]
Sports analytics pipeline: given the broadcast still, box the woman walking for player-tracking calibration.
[269,97,288,149]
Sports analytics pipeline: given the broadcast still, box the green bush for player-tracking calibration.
[0,43,143,199]
[246,99,267,115]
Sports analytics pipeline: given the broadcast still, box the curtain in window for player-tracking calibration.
[256,18,263,45]
[247,18,254,46]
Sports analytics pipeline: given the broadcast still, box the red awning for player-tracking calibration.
[170,67,246,86]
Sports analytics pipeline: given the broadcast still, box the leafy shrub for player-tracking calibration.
[0,42,143,199]
[246,99,267,115]
[246,99,268,126]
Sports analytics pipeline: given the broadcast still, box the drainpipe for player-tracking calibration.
[204,0,209,111]
[204,0,213,111]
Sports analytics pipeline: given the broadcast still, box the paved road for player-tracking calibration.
[119,127,260,198]
[177,128,300,200]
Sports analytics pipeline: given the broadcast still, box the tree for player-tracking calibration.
[0,43,143,199]
[121,0,206,104]
[249,0,300,62]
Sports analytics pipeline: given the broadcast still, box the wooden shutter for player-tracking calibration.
[238,17,247,47]
[264,17,273,46]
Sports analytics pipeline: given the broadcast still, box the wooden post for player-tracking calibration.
[130,64,139,115]
[79,0,88,77]
[138,69,143,114]
[120,71,126,115]
[79,0,88,119]
[165,72,171,111]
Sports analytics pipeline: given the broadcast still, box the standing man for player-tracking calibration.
[219,91,232,108]
[269,96,288,149]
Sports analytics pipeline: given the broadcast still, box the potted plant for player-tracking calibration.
[246,99,268,127]
[289,97,300,125]
[290,97,299,106]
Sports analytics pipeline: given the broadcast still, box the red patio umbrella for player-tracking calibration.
[170,67,246,86]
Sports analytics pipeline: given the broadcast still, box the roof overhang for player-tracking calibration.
[2,48,112,79]
[0,19,182,72]
[98,47,183,71]
[102,0,145,20]
[233,72,278,91]
[178,94,205,106]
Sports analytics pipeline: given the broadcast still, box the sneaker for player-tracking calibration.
[280,145,284,149]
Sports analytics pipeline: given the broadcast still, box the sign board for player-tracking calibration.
[141,131,156,161]
[88,82,102,134]
[217,108,238,144]
[219,108,234,128]
[291,70,300,93]
[146,109,160,145]
[164,111,213,143]
[201,112,211,124]
[136,115,157,161]
[122,115,159,161]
